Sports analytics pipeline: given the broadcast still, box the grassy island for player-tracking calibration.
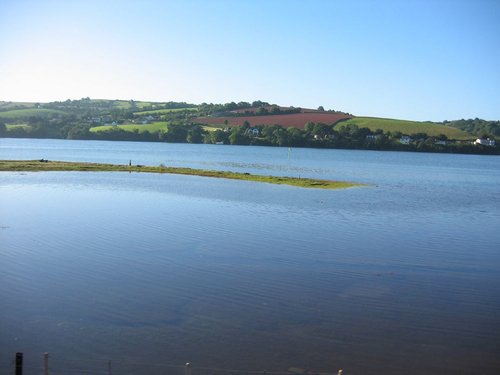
[0,160,363,190]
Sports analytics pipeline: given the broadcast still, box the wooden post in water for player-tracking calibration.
[108,360,112,375]
[43,352,49,375]
[15,353,23,375]
[184,362,192,375]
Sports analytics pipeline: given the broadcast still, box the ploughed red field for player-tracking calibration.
[194,112,352,129]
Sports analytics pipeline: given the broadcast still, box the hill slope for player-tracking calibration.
[194,112,352,129]
[336,117,472,140]
[0,108,67,120]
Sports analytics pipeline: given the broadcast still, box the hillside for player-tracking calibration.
[194,112,352,129]
[0,108,67,120]
[337,117,472,140]
[0,98,498,154]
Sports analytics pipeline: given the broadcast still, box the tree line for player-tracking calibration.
[2,118,497,155]
[445,118,500,137]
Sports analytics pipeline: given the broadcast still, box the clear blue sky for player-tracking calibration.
[1,0,499,121]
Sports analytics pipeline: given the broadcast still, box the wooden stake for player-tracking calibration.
[15,353,23,375]
[43,353,49,375]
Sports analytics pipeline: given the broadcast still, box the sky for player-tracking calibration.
[1,0,499,121]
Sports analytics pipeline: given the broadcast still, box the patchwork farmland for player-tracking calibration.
[194,112,352,129]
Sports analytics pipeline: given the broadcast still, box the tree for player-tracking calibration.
[388,131,402,140]
[187,125,205,143]
[0,121,6,136]
[164,124,188,143]
[256,107,269,115]
[237,101,251,109]
[413,132,428,141]
[229,127,241,145]
[66,125,91,139]
[317,106,325,111]
[437,134,448,141]
[207,129,228,144]
[305,122,316,133]
[269,127,288,146]
[356,127,372,140]
[225,102,238,111]
[287,127,305,146]
[229,126,250,145]
[252,100,269,108]
[312,123,331,138]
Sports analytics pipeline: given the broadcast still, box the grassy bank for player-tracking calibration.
[0,160,362,190]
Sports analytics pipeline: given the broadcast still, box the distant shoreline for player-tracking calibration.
[1,98,498,156]
[0,159,363,190]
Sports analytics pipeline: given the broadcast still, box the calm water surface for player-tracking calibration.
[1,139,500,374]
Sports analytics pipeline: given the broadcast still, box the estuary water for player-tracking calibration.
[1,138,500,375]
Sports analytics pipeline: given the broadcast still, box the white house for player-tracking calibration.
[474,138,496,147]
[245,128,260,136]
[399,136,413,144]
[366,134,380,141]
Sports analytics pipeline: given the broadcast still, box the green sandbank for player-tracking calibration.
[0,160,364,190]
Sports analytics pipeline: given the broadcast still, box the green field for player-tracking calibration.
[6,124,31,130]
[337,117,472,140]
[0,108,67,119]
[0,102,37,110]
[104,100,157,109]
[202,125,222,132]
[90,122,218,133]
[90,121,169,133]
[133,107,198,116]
